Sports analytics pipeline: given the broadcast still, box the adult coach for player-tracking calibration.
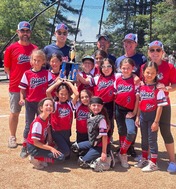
[4,21,37,148]
[96,34,116,63]
[43,23,71,76]
[147,40,176,173]
[115,33,147,157]
[115,33,147,76]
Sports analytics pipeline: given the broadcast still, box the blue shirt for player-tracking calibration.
[115,53,147,76]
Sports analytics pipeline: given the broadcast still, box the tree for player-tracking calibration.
[0,0,79,54]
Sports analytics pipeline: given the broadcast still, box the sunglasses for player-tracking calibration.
[101,65,112,69]
[20,29,31,34]
[56,31,67,36]
[149,48,162,53]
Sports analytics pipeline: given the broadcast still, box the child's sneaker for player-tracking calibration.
[167,162,176,173]
[71,142,79,153]
[40,161,48,167]
[8,136,17,148]
[134,158,148,168]
[29,156,44,170]
[118,153,129,168]
[109,150,116,168]
[141,160,158,172]
[20,146,28,158]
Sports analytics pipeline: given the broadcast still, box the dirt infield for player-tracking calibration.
[0,81,176,189]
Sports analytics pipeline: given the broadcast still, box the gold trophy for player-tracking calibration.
[69,45,76,63]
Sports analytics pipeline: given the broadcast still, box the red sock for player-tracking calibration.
[119,135,126,147]
[120,138,132,154]
[23,139,27,147]
[34,157,54,163]
[142,150,148,160]
[150,154,157,164]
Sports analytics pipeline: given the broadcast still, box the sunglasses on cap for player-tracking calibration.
[56,31,67,36]
[149,48,162,53]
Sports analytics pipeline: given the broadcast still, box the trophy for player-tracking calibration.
[69,45,76,63]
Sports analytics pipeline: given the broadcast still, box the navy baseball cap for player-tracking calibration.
[55,23,68,31]
[97,34,110,41]
[123,33,138,43]
[18,21,31,30]
[82,55,94,64]
[149,40,164,49]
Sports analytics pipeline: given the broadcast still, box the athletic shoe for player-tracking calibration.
[8,136,17,148]
[118,153,129,168]
[30,156,44,170]
[20,146,28,158]
[127,146,137,157]
[141,160,158,172]
[167,162,176,173]
[78,156,89,168]
[134,155,142,162]
[40,161,48,167]
[71,142,79,153]
[109,150,116,168]
[134,158,148,168]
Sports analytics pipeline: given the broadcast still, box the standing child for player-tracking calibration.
[135,61,168,172]
[77,55,95,94]
[49,53,62,80]
[75,89,92,143]
[19,49,54,158]
[27,97,64,170]
[46,79,79,158]
[94,50,107,75]
[114,58,139,168]
[76,96,112,170]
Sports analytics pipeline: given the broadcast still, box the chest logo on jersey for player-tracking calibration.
[77,110,89,120]
[98,80,114,90]
[62,56,69,62]
[157,73,164,80]
[146,103,155,110]
[140,90,154,99]
[18,54,30,64]
[30,76,47,88]
[58,108,70,117]
[118,84,133,93]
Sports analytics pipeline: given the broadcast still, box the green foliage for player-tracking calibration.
[0,0,79,53]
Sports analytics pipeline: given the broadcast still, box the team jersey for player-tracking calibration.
[4,42,37,92]
[77,71,94,94]
[51,101,74,131]
[90,73,120,102]
[97,119,108,147]
[114,75,138,110]
[138,84,168,112]
[27,116,50,145]
[140,60,176,104]
[19,68,54,102]
[75,101,89,133]
[115,53,147,76]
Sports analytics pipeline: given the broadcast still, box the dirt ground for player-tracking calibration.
[0,81,176,189]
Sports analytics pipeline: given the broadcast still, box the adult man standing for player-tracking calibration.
[115,33,147,157]
[4,21,37,148]
[115,33,147,76]
[43,23,71,76]
[96,34,116,63]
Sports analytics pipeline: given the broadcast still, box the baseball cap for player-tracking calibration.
[55,23,68,31]
[123,33,138,43]
[97,34,110,41]
[18,21,31,30]
[82,55,94,64]
[148,40,164,49]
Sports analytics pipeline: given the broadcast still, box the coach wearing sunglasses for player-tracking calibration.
[43,23,71,76]
[147,40,176,173]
